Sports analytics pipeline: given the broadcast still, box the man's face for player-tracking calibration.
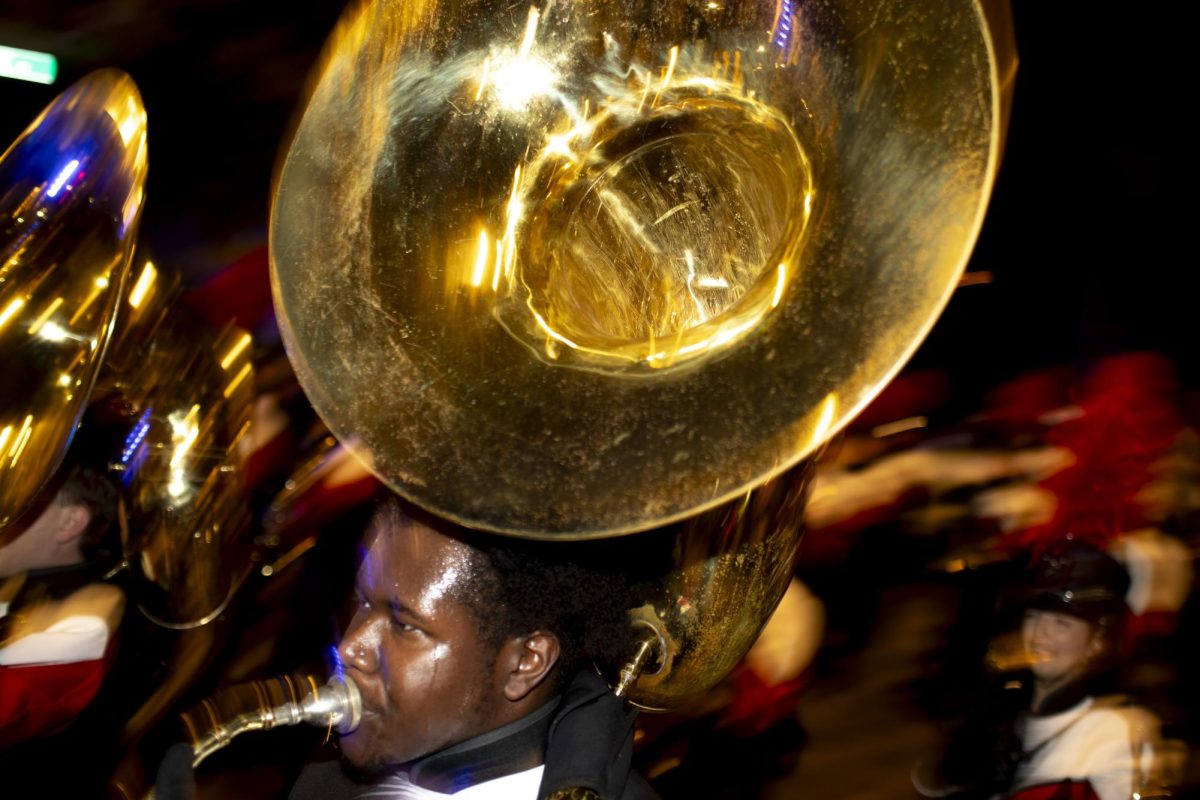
[336,511,502,770]
[1022,608,1097,684]
[0,497,89,578]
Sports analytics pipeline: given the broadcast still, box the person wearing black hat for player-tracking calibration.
[1021,539,1129,701]
[969,537,1166,800]
[1000,539,1157,800]
[913,538,1160,800]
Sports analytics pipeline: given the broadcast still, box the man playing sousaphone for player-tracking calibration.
[165,0,1014,795]
[289,495,658,798]
[155,491,661,798]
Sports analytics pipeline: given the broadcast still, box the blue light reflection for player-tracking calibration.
[774,0,794,49]
[46,158,81,198]
[119,408,152,486]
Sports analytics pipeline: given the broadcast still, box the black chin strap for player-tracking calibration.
[403,670,638,798]
[538,671,638,800]
[407,696,557,793]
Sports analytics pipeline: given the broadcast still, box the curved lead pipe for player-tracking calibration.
[144,676,360,799]
[189,675,362,768]
[146,676,361,799]
[181,674,361,771]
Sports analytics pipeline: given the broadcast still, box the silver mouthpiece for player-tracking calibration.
[301,674,363,734]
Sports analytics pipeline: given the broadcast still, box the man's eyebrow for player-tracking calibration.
[352,584,430,624]
[387,597,430,625]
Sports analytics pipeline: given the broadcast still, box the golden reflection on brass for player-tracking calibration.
[622,460,813,709]
[270,0,1015,709]
[0,70,148,535]
[100,270,256,628]
[128,259,158,309]
[272,0,1013,538]
[0,297,26,329]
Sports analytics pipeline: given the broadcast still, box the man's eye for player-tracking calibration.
[390,618,417,633]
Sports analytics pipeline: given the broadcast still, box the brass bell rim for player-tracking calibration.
[269,0,1012,539]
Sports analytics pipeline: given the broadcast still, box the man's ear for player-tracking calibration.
[53,504,91,546]
[498,631,561,702]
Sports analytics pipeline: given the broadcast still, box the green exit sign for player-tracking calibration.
[0,45,58,85]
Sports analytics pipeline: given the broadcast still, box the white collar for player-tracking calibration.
[355,764,545,799]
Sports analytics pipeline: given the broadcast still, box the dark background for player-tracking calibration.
[2,1,1191,398]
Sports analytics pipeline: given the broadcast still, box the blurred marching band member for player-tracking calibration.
[899,354,1194,799]
[914,539,1164,800]
[0,461,123,748]
[1002,540,1158,800]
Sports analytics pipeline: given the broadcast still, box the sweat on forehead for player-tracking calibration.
[366,496,492,602]
[363,491,640,683]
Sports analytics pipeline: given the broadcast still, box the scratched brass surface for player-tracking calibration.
[271,0,1010,538]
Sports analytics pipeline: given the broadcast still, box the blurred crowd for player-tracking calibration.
[629,351,1200,798]
[5,229,1200,798]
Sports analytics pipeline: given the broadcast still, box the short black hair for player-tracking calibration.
[378,496,637,688]
[55,464,119,561]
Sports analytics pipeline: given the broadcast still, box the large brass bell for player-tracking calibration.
[271,0,1014,708]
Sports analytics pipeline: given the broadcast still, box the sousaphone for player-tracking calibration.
[270,0,1015,709]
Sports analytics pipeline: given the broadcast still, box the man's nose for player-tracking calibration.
[1028,615,1051,645]
[339,617,382,673]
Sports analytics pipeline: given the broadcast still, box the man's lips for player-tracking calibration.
[342,708,380,742]
[343,675,383,725]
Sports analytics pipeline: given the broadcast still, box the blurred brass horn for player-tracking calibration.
[0,70,148,536]
[98,260,257,629]
[270,0,1013,707]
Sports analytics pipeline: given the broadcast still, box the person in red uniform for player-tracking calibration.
[0,463,122,748]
